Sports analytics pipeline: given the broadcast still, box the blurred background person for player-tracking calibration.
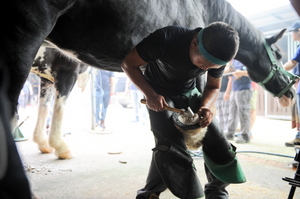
[94,69,116,130]
[126,78,148,124]
[216,61,234,134]
[225,59,252,143]
[284,21,300,146]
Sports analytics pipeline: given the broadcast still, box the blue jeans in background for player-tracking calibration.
[94,89,110,125]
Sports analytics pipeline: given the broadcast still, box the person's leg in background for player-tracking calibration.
[222,96,230,134]
[130,89,140,122]
[226,91,238,140]
[250,88,258,131]
[217,91,230,135]
[137,90,148,124]
[295,93,300,144]
[234,89,252,143]
[286,93,300,146]
[100,90,110,128]
[94,90,103,127]
[216,92,226,132]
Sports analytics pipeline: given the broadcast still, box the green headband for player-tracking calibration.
[197,29,228,65]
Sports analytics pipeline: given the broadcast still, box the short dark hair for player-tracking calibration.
[202,22,239,62]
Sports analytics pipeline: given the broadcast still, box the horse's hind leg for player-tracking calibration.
[49,57,81,159]
[33,78,55,154]
[49,93,73,159]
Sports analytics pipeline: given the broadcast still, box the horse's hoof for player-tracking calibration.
[57,150,73,159]
[40,147,54,154]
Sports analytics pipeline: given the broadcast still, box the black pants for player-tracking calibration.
[136,93,233,199]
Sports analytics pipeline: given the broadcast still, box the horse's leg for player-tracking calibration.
[33,78,55,153]
[0,69,32,198]
[49,93,72,159]
[77,64,89,92]
[49,57,81,159]
[0,1,76,127]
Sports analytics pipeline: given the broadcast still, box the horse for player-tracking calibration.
[31,47,88,157]
[1,0,295,159]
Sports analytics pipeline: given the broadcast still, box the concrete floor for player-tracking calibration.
[15,86,300,199]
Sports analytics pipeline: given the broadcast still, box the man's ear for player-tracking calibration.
[192,38,198,49]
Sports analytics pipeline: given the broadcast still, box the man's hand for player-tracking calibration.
[197,107,213,128]
[146,94,168,112]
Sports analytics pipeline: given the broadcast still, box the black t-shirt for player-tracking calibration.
[136,26,225,95]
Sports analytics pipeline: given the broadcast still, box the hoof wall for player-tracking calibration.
[57,151,73,159]
[40,147,54,154]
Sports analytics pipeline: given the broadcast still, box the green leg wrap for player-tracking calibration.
[203,147,246,183]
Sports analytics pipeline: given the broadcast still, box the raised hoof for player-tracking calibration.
[40,147,54,154]
[57,150,73,159]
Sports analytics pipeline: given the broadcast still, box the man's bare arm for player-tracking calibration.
[121,47,167,112]
[198,74,221,127]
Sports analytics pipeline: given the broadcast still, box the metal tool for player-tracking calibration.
[140,99,184,113]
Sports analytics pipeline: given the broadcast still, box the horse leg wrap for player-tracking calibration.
[153,141,205,198]
[203,145,246,183]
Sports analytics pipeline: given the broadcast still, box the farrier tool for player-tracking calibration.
[140,99,184,113]
[140,99,196,118]
[141,99,205,150]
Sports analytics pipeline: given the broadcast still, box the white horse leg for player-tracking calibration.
[49,94,72,159]
[33,96,54,153]
[33,80,54,153]
[45,55,82,159]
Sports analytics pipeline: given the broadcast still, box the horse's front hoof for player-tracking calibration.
[57,150,73,159]
[40,146,54,154]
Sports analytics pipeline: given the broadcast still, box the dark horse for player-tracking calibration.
[0,0,294,159]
